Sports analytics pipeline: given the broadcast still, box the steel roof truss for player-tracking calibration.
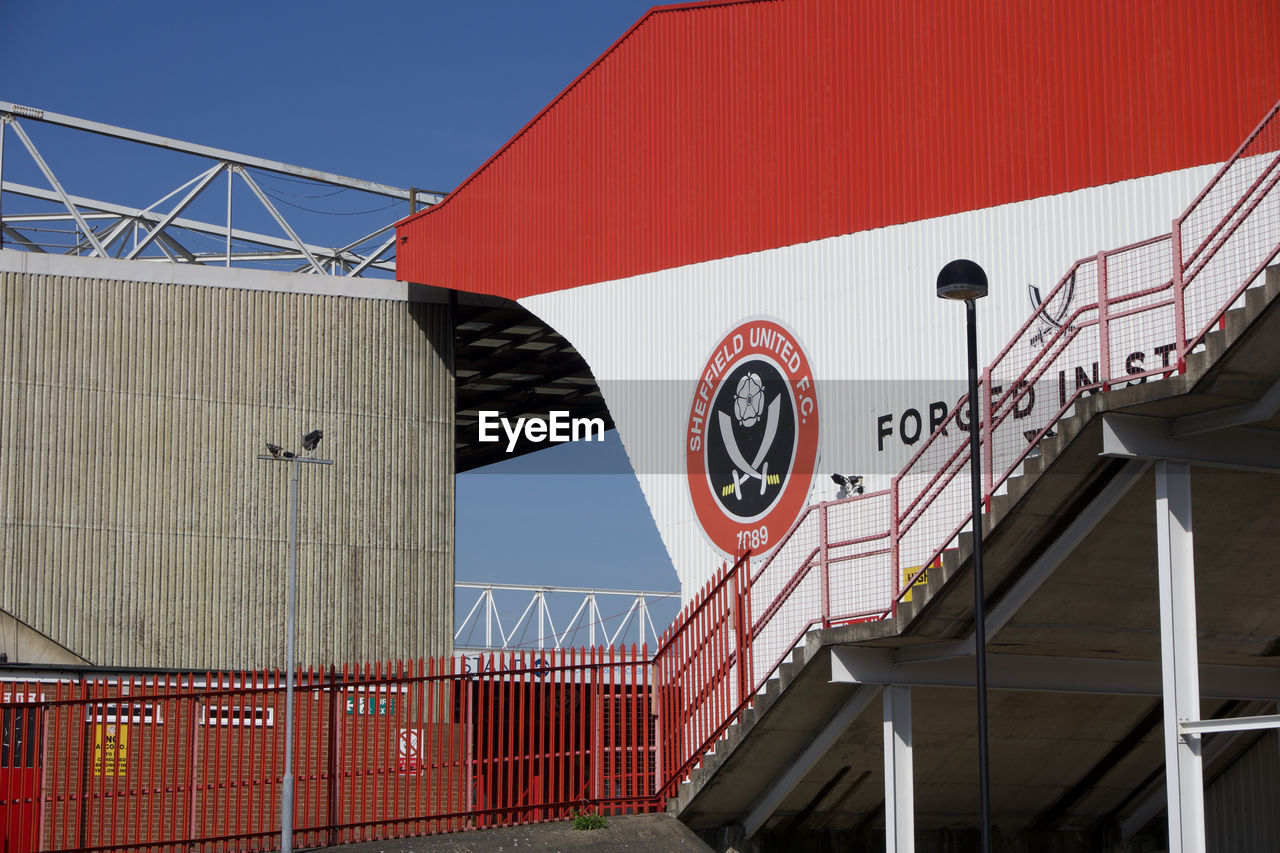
[7,117,107,257]
[123,163,225,260]
[235,166,326,274]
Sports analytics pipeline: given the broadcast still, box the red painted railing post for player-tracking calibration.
[1097,250,1111,390]
[1172,218,1188,374]
[186,676,198,845]
[734,558,750,705]
[326,664,339,846]
[889,476,900,618]
[75,679,88,850]
[593,648,604,805]
[819,504,830,629]
[981,367,994,511]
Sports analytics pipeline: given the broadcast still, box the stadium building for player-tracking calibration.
[2,0,1279,850]
[396,0,1280,598]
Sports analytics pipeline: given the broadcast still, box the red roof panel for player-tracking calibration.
[398,0,1280,299]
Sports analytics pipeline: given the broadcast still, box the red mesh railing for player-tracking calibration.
[1176,101,1280,361]
[655,96,1280,797]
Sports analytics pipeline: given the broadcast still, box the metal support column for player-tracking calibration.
[281,457,300,853]
[0,116,7,250]
[1154,460,1205,853]
[883,685,915,853]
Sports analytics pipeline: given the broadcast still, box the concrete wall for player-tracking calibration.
[0,252,454,669]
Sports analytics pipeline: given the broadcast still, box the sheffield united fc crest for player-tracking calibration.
[686,318,820,556]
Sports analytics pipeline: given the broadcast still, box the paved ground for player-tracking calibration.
[318,815,715,853]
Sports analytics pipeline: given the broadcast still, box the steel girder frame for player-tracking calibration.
[453,582,679,651]
[0,101,445,276]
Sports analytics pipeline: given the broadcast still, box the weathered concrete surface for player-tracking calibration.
[319,814,714,853]
[673,268,1280,845]
[0,252,456,668]
[0,607,88,665]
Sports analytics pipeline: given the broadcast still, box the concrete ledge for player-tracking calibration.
[324,813,714,853]
[0,247,448,302]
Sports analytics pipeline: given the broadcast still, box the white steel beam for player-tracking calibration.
[741,686,880,838]
[831,647,1280,701]
[453,583,677,651]
[0,115,6,249]
[235,167,326,274]
[123,163,224,260]
[154,230,200,264]
[1179,713,1280,735]
[1154,460,1205,853]
[883,686,915,853]
[1102,412,1280,473]
[0,100,445,203]
[607,597,642,647]
[3,182,353,262]
[455,582,675,597]
[1119,699,1275,840]
[8,119,108,257]
[347,235,396,277]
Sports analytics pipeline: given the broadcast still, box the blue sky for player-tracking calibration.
[1,1,681,635]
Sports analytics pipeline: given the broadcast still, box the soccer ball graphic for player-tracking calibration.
[733,373,766,427]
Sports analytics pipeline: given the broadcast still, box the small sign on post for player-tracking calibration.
[901,555,941,603]
[93,722,129,777]
[397,728,422,773]
[345,695,395,716]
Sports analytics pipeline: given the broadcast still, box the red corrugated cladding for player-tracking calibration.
[396,0,1280,299]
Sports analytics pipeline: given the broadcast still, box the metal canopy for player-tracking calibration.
[455,300,612,471]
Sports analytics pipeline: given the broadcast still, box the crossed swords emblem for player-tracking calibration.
[717,395,782,499]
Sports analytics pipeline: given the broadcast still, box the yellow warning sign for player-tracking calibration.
[93,722,129,777]
[906,560,926,601]
[902,554,947,603]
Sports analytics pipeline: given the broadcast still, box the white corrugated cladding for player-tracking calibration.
[1204,731,1280,851]
[522,165,1218,597]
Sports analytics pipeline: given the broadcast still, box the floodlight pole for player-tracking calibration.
[936,259,991,853]
[258,449,332,853]
[284,456,299,853]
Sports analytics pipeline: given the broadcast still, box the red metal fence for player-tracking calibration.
[3,99,1279,851]
[1,649,657,852]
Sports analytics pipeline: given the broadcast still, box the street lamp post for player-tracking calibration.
[258,431,331,853]
[936,259,992,853]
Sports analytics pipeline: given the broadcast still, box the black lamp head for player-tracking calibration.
[937,259,988,301]
[301,430,323,452]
